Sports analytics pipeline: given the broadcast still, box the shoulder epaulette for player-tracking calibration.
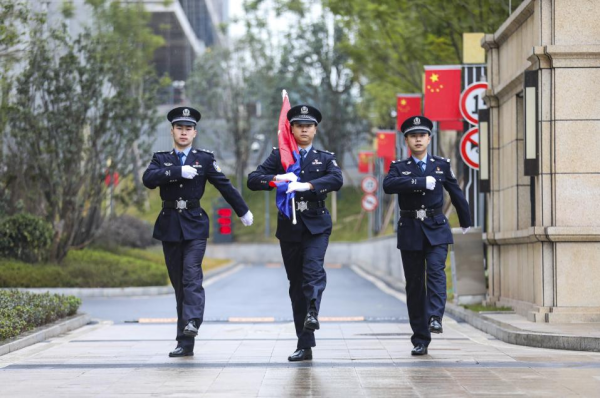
[197,148,214,154]
[316,149,335,155]
[272,147,278,150]
[433,155,450,162]
[154,150,170,154]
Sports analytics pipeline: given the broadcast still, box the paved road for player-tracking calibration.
[3,263,600,397]
[80,264,410,323]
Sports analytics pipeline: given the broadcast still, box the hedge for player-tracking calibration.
[0,290,81,341]
[0,248,168,288]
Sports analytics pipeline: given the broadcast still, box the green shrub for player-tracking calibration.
[0,213,53,263]
[0,248,168,288]
[0,290,81,341]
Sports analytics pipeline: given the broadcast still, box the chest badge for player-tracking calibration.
[435,166,444,174]
[193,161,202,168]
[402,171,411,175]
[312,159,323,165]
[164,162,173,166]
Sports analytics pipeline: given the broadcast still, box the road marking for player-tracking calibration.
[204,264,244,287]
[320,316,364,322]
[350,265,407,303]
[228,317,275,322]
[138,318,177,323]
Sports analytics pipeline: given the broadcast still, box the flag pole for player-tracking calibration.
[292,197,297,225]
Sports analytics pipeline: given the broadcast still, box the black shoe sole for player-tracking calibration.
[183,329,198,337]
[430,328,443,334]
[169,352,194,358]
[303,322,320,331]
[411,350,428,356]
[288,355,313,362]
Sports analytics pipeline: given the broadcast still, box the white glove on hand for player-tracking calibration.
[426,176,436,190]
[286,182,311,194]
[181,165,198,179]
[275,172,298,183]
[462,227,470,234]
[240,210,253,226]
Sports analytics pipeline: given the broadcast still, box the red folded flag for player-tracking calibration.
[376,131,396,173]
[423,65,462,122]
[396,94,422,131]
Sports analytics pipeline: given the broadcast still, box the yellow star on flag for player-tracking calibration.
[400,99,407,106]
[430,73,439,83]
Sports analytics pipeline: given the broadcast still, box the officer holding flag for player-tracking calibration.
[248,100,343,361]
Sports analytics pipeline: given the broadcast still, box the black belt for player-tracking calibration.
[162,200,200,210]
[400,207,443,220]
[295,200,325,212]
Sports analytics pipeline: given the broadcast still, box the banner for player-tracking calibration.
[376,131,396,173]
[358,151,374,174]
[396,94,422,131]
[423,65,462,122]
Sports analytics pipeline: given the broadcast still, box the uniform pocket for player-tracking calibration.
[433,214,447,225]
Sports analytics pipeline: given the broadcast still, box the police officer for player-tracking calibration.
[247,105,343,362]
[143,107,254,358]
[383,115,471,356]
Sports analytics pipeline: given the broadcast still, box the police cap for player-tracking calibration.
[287,104,322,125]
[400,115,433,136]
[167,107,201,127]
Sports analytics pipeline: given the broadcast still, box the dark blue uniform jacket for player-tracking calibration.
[143,148,249,242]
[383,155,471,250]
[247,147,343,242]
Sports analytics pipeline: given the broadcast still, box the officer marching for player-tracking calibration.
[143,107,254,358]
[383,115,471,356]
[247,105,343,361]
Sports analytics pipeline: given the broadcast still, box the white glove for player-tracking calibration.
[240,210,253,226]
[286,182,311,193]
[275,172,298,183]
[462,227,470,234]
[426,176,436,190]
[181,165,198,179]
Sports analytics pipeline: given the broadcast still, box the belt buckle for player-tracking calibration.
[176,200,187,210]
[416,209,427,221]
[297,201,308,212]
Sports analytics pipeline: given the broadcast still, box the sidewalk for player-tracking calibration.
[2,317,600,396]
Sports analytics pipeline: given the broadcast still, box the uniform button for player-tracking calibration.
[301,171,305,174]
[162,212,165,215]
[300,197,304,200]
[422,192,425,196]
[180,184,183,188]
[421,205,425,208]
[178,210,182,213]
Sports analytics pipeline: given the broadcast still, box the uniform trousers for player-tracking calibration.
[279,230,329,349]
[400,240,448,347]
[162,239,207,350]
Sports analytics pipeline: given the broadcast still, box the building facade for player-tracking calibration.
[483,0,600,322]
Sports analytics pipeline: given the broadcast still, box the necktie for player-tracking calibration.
[299,148,307,166]
[418,160,426,173]
[177,152,185,165]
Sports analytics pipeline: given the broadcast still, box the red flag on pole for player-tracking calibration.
[396,94,422,130]
[423,65,462,122]
[376,131,396,173]
[358,151,374,174]
[275,91,297,171]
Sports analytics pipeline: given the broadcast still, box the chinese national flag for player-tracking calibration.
[439,120,464,131]
[358,151,374,174]
[423,66,462,122]
[396,94,422,131]
[376,131,396,173]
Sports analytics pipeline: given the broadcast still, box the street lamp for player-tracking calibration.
[478,109,490,192]
[524,70,539,176]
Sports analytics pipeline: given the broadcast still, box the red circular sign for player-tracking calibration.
[460,127,479,170]
[361,194,378,212]
[459,82,488,126]
[361,176,378,194]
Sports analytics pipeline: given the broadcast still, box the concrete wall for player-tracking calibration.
[206,235,405,283]
[483,0,600,322]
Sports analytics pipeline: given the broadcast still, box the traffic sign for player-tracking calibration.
[460,127,479,170]
[459,81,488,126]
[361,176,378,194]
[361,194,378,212]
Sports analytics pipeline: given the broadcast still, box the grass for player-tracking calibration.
[463,304,513,312]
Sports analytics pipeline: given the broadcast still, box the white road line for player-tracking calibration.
[350,265,407,303]
[204,264,244,287]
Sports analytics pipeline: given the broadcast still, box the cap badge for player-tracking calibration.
[183,108,190,117]
[413,117,421,125]
[301,106,308,114]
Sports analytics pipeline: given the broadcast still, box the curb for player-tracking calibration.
[353,264,600,353]
[3,261,237,298]
[0,313,91,356]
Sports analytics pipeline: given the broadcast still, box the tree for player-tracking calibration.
[323,0,525,126]
[2,0,165,262]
